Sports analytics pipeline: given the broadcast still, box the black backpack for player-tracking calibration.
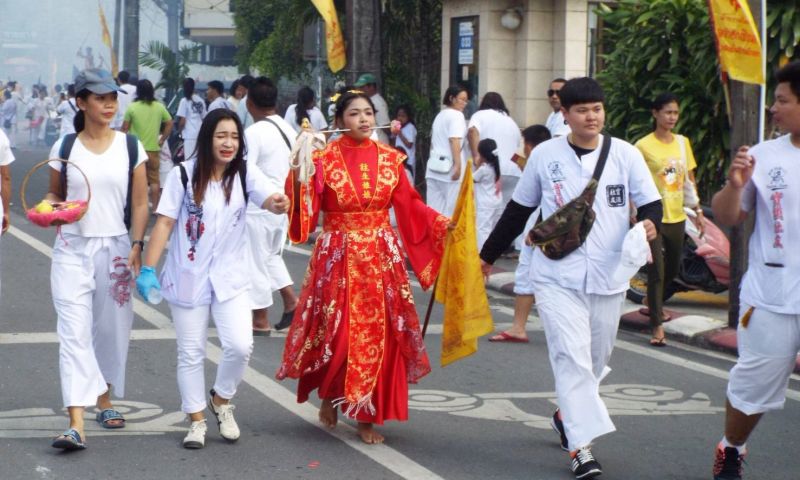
[59,133,139,229]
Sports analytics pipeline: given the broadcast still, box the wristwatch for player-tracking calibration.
[131,240,145,250]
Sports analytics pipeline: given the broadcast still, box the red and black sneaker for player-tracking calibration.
[713,443,746,480]
[550,408,569,451]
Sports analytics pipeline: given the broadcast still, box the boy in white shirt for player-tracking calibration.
[480,77,662,479]
[708,60,800,480]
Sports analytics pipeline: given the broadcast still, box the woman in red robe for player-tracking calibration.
[277,91,449,444]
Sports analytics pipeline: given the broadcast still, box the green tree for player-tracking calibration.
[766,1,800,97]
[138,41,198,105]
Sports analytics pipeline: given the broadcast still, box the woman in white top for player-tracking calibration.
[45,69,149,451]
[425,85,468,217]
[473,138,503,250]
[56,84,78,138]
[284,86,328,133]
[176,78,207,161]
[391,104,417,178]
[136,109,289,449]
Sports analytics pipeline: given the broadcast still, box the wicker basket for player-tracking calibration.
[20,159,91,228]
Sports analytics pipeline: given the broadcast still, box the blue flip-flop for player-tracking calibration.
[96,408,126,429]
[52,428,86,450]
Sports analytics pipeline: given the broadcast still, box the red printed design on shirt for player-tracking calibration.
[109,256,132,306]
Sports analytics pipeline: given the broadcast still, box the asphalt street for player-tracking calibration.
[1,145,798,480]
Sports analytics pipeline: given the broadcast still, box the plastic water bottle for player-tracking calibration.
[147,288,162,305]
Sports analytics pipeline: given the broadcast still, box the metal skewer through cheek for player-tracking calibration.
[318,125,393,134]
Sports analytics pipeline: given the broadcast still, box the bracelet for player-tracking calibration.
[131,240,145,250]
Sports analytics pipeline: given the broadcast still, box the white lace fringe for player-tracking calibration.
[332,393,376,418]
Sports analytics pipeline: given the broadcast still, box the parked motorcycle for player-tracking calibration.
[627,207,730,304]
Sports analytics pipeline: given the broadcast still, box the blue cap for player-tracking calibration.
[74,69,121,95]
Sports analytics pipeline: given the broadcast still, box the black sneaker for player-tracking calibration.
[570,446,603,479]
[550,408,569,451]
[713,443,745,480]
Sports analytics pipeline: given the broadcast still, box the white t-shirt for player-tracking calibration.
[513,135,661,295]
[56,98,78,137]
[427,108,467,183]
[468,109,523,178]
[473,163,502,211]
[236,95,254,129]
[739,134,800,313]
[207,97,233,112]
[371,93,391,143]
[393,122,417,172]
[49,132,148,237]
[156,159,278,307]
[546,110,571,137]
[283,104,328,133]
[244,115,295,215]
[113,83,136,129]
[176,95,207,140]
[0,129,15,222]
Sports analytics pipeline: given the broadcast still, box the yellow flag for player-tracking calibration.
[435,164,494,366]
[99,2,119,76]
[311,0,346,73]
[708,0,764,85]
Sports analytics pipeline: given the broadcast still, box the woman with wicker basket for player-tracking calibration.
[43,69,149,451]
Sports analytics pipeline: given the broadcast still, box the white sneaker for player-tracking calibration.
[208,390,240,441]
[182,419,207,449]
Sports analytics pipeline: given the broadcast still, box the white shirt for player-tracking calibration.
[546,110,571,137]
[468,109,523,177]
[739,134,800,313]
[371,93,391,143]
[176,95,206,140]
[49,132,148,237]
[473,163,502,210]
[207,97,232,112]
[393,122,417,172]
[513,135,661,295]
[156,159,278,307]
[426,108,467,183]
[113,83,136,129]
[56,98,78,137]
[236,95,254,129]
[2,98,17,124]
[244,114,295,215]
[0,129,15,222]
[283,104,328,133]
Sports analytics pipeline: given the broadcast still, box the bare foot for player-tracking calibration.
[357,422,384,444]
[318,399,338,428]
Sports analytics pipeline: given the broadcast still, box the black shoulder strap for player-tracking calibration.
[179,163,189,192]
[58,133,78,197]
[257,117,292,150]
[240,162,249,204]
[123,134,138,229]
[590,135,612,182]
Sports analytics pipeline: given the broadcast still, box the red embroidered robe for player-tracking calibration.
[276,135,449,423]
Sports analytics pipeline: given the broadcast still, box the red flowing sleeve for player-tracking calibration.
[286,150,323,244]
[391,158,450,290]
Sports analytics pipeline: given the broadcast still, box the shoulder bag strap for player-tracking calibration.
[257,117,292,150]
[123,134,138,229]
[590,134,612,182]
[58,133,78,198]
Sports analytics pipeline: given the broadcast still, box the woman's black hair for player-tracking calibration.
[478,92,509,115]
[135,79,155,103]
[652,92,679,111]
[477,138,501,181]
[72,88,92,133]
[442,85,468,106]
[193,109,246,205]
[294,86,315,127]
[334,90,376,124]
[183,77,195,100]
[394,104,415,125]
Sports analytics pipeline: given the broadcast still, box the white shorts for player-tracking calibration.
[513,210,539,295]
[246,213,292,309]
[727,304,800,415]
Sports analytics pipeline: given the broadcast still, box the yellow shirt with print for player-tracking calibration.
[634,132,697,224]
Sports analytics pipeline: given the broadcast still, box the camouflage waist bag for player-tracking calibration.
[528,136,611,260]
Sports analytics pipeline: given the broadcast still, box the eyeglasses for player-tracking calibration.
[547,89,560,97]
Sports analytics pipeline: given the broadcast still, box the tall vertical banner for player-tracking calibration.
[708,0,765,85]
[311,0,346,73]
[99,2,119,76]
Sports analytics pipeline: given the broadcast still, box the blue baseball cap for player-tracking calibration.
[74,69,121,95]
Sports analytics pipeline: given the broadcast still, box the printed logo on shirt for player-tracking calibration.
[109,256,132,307]
[547,162,566,182]
[606,185,626,207]
[191,101,204,115]
[768,167,787,191]
[184,192,205,262]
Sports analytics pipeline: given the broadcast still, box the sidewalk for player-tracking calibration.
[485,254,800,374]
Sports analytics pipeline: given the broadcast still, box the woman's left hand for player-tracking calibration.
[267,193,290,214]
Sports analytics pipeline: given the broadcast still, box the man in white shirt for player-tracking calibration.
[545,78,571,138]
[708,60,800,480]
[206,80,233,112]
[354,73,390,143]
[113,71,136,130]
[235,75,255,129]
[243,77,299,336]
[480,78,662,480]
[0,128,14,297]
[56,84,78,138]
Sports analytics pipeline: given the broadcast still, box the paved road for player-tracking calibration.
[1,146,798,480]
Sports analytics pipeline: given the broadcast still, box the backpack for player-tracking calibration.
[59,132,139,229]
[178,162,248,205]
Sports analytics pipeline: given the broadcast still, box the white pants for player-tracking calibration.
[426,178,460,217]
[727,304,800,415]
[51,234,134,407]
[170,292,253,414]
[513,210,540,295]
[246,213,292,309]
[533,281,624,450]
[476,206,502,251]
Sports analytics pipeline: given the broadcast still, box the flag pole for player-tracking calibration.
[421,277,438,339]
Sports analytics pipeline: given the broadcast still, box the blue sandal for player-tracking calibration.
[52,429,86,450]
[96,408,126,429]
